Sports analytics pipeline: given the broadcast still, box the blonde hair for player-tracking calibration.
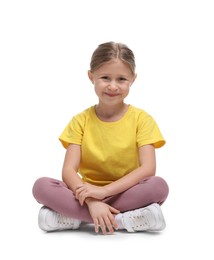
[90,41,136,74]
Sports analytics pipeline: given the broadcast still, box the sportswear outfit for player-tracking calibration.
[32,105,169,232]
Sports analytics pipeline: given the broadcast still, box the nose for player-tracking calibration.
[108,80,118,91]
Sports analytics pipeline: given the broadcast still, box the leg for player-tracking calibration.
[32,177,93,222]
[32,176,168,218]
[104,176,169,232]
[105,176,169,212]
[32,176,169,232]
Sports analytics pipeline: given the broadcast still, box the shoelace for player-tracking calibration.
[56,214,74,228]
[127,211,150,231]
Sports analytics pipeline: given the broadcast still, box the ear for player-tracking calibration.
[88,70,94,84]
[131,73,137,85]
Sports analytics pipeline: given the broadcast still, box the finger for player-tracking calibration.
[75,187,83,199]
[79,197,84,206]
[75,185,84,194]
[105,216,114,234]
[75,184,83,190]
[108,207,120,230]
[76,185,86,194]
[99,218,107,235]
[109,206,120,214]
[78,192,88,206]
[93,218,99,234]
[76,187,87,197]
[109,215,119,231]
[75,189,83,200]
[79,195,88,206]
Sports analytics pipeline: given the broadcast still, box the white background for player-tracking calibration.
[0,0,214,259]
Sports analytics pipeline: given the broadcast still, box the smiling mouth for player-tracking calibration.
[105,93,119,97]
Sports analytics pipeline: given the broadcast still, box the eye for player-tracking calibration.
[101,76,110,80]
[119,77,127,81]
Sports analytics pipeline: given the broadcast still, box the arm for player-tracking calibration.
[62,144,119,235]
[76,144,156,201]
[105,144,156,196]
[61,144,83,192]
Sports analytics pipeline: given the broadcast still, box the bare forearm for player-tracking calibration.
[62,169,83,193]
[104,145,156,197]
[104,165,155,197]
[61,144,83,193]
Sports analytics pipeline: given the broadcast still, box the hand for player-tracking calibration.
[86,198,120,235]
[75,183,108,205]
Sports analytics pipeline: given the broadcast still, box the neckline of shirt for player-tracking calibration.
[91,104,133,125]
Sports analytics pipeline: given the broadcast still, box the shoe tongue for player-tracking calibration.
[58,215,74,227]
[132,209,155,231]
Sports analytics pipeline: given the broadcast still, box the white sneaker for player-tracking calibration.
[38,206,81,232]
[121,203,166,232]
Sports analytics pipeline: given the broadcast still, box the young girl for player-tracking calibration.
[32,41,169,235]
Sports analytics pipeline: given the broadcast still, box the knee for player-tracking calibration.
[152,176,169,203]
[32,177,50,201]
[141,176,169,203]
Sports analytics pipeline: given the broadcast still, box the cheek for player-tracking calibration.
[94,84,102,96]
[94,81,106,91]
[122,85,130,94]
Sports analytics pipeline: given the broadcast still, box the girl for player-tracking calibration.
[32,41,169,235]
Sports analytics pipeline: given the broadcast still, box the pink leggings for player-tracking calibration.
[32,176,169,223]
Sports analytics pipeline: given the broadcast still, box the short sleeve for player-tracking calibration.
[136,114,166,148]
[59,115,85,149]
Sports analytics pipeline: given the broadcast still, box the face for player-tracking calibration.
[88,59,136,106]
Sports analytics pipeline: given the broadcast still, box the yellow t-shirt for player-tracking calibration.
[59,105,165,186]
